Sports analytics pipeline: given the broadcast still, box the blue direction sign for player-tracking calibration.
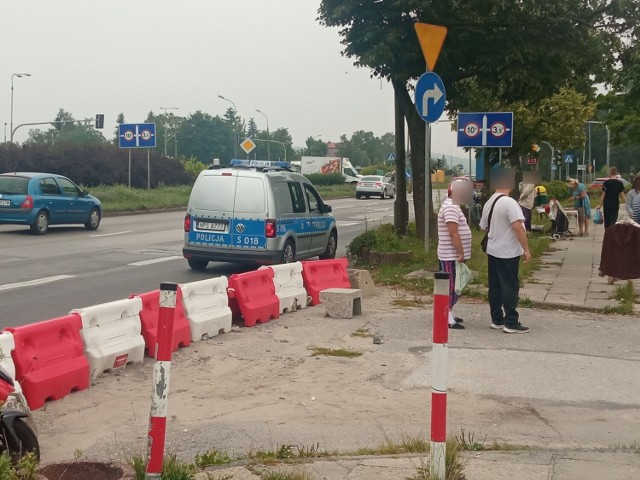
[118,123,157,149]
[415,72,446,123]
[457,112,513,148]
[564,154,574,164]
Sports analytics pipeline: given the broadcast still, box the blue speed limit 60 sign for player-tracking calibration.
[118,123,157,149]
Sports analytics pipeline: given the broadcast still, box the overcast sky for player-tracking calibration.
[2,1,467,161]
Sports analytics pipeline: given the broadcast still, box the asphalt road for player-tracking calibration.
[0,195,415,328]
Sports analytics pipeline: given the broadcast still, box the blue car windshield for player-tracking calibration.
[0,177,29,195]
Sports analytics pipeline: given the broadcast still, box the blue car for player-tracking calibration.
[0,172,102,235]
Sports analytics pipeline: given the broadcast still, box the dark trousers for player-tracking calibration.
[488,255,520,326]
[603,206,619,229]
[521,206,532,231]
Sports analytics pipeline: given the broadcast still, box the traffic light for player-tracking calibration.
[95,114,104,129]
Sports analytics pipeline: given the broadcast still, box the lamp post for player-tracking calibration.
[218,95,238,159]
[255,109,270,161]
[10,73,31,142]
[540,141,556,181]
[160,107,178,156]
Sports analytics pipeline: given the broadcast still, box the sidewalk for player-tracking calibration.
[199,449,640,479]
[520,217,640,312]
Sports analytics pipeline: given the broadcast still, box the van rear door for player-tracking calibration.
[229,176,268,251]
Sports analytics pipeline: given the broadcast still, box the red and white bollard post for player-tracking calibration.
[146,282,178,480]
[431,272,450,479]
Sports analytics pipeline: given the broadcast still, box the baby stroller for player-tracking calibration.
[546,199,573,240]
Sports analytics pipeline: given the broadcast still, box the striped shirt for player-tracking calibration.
[437,197,472,261]
[633,193,640,223]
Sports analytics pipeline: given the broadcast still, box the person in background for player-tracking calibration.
[437,180,472,330]
[568,178,591,236]
[534,185,548,207]
[518,180,535,232]
[480,171,531,334]
[633,190,640,223]
[597,167,626,228]
[625,176,640,217]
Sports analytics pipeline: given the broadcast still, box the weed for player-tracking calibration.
[0,452,40,480]
[456,429,487,451]
[351,322,376,338]
[404,438,467,480]
[161,454,198,480]
[73,448,84,459]
[259,468,315,480]
[193,449,232,468]
[308,347,363,358]
[518,297,534,308]
[352,436,430,456]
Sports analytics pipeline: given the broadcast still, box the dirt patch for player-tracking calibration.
[38,461,135,480]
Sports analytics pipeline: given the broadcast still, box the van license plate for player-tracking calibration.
[0,200,10,206]
[197,221,226,231]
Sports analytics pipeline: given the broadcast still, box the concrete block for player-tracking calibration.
[319,288,363,319]
[348,269,377,297]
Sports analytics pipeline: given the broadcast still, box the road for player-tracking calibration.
[0,196,416,328]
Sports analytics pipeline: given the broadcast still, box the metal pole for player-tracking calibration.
[425,122,431,252]
[9,73,31,142]
[146,282,177,479]
[256,109,270,161]
[431,272,449,480]
[219,95,238,159]
[147,149,151,189]
[588,123,591,180]
[605,125,610,172]
[128,150,132,188]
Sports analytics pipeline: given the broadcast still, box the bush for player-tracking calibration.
[347,224,404,261]
[543,180,571,201]
[304,173,344,186]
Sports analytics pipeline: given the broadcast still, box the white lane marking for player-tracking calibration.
[0,275,75,292]
[337,221,361,227]
[90,231,133,238]
[331,206,349,210]
[128,256,183,266]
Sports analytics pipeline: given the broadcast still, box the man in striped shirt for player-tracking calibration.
[437,180,473,330]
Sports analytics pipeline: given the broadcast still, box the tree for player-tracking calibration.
[177,111,235,164]
[26,109,107,146]
[305,137,327,156]
[319,0,639,239]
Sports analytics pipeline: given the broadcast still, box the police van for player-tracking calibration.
[182,160,338,270]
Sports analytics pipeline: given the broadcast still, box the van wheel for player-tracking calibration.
[356,193,362,199]
[188,259,208,270]
[281,240,295,264]
[319,230,337,260]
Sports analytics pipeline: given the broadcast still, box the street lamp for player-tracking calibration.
[10,73,31,142]
[255,109,270,161]
[160,107,178,156]
[218,95,238,158]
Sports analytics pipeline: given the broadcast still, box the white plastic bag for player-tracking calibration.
[455,261,473,295]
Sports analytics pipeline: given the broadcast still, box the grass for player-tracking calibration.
[0,452,41,480]
[348,221,551,296]
[610,281,637,314]
[404,438,468,480]
[352,435,431,456]
[308,346,363,358]
[89,183,356,214]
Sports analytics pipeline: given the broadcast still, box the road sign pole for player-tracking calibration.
[147,149,151,189]
[425,122,431,252]
[128,150,132,188]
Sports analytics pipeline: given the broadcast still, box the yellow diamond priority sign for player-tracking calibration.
[240,138,256,154]
[414,23,448,72]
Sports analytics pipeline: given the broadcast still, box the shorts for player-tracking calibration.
[576,206,585,224]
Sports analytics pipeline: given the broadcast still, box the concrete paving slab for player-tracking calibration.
[553,451,640,480]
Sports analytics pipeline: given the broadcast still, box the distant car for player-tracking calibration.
[356,175,395,199]
[590,177,631,189]
[0,172,102,235]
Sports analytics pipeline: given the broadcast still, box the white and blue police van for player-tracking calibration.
[182,160,338,270]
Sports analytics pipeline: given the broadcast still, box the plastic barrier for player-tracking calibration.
[259,262,308,313]
[72,298,145,379]
[301,257,351,305]
[180,278,232,341]
[0,331,23,395]
[132,290,191,357]
[228,269,279,327]
[5,314,90,410]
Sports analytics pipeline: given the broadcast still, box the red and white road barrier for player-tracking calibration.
[146,282,178,479]
[431,272,449,480]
